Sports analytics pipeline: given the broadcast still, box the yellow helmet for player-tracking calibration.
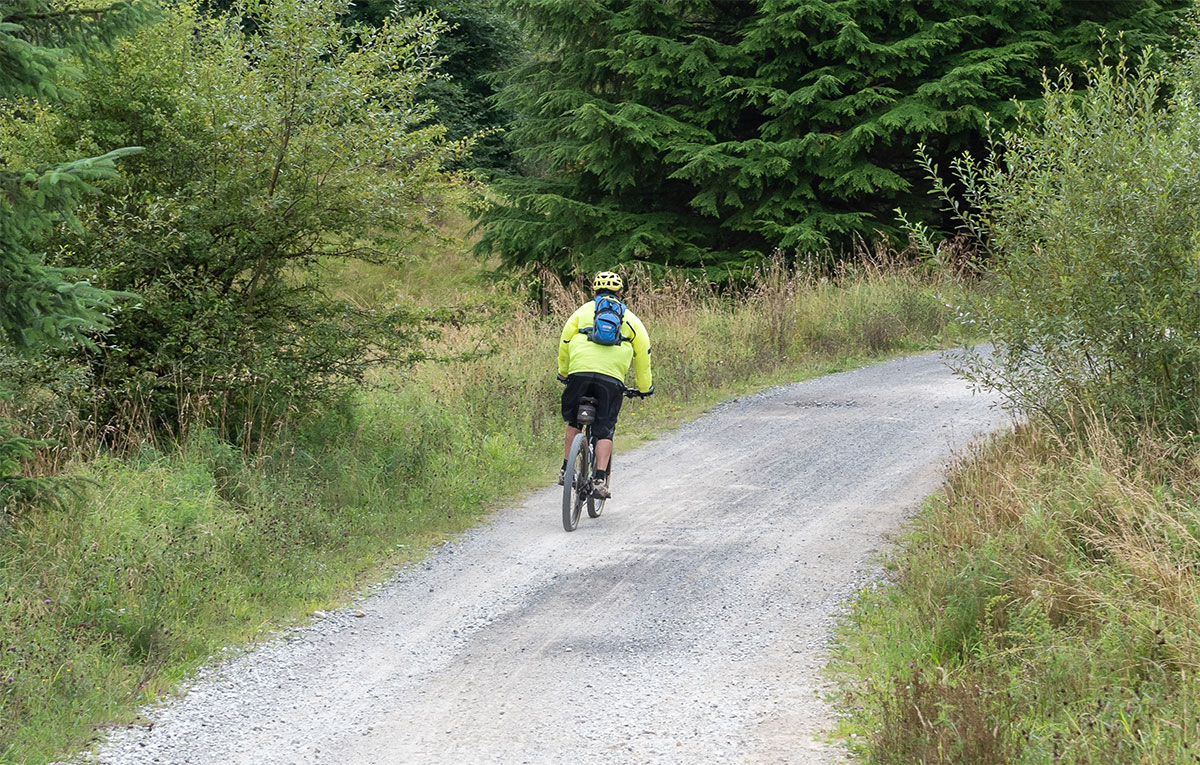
[592,271,624,294]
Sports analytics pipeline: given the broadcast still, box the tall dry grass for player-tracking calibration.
[833,415,1200,762]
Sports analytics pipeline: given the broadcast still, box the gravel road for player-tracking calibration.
[86,351,1008,764]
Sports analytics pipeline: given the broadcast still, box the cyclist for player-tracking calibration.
[557,271,653,499]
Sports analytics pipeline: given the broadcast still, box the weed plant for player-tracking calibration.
[0,245,966,761]
[832,417,1200,763]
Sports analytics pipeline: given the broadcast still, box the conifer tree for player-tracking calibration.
[1,0,145,505]
[1,0,146,350]
[478,0,757,277]
[479,0,1187,278]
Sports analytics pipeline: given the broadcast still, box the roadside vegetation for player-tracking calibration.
[831,45,1200,762]
[834,421,1200,762]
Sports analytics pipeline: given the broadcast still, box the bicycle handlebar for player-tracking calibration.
[557,375,653,399]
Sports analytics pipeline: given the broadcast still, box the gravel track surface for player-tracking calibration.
[87,351,1008,764]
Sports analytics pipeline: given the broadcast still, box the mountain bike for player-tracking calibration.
[562,385,643,532]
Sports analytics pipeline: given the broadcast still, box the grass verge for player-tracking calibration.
[830,418,1200,763]
[2,252,970,762]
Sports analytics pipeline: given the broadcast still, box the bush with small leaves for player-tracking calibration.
[7,0,472,437]
[934,48,1200,434]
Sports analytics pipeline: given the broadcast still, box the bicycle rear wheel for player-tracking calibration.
[562,433,588,531]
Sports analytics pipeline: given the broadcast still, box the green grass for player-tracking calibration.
[830,420,1200,763]
[0,241,972,762]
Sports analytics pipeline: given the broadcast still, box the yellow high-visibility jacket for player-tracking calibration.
[557,300,653,393]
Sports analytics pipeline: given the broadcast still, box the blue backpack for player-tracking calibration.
[583,294,627,346]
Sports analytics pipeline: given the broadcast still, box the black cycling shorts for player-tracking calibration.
[561,372,624,440]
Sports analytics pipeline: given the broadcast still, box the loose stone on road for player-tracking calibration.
[88,351,1008,764]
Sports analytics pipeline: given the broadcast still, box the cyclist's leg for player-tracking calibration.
[590,377,623,472]
[594,438,613,471]
[560,375,585,462]
[563,426,581,461]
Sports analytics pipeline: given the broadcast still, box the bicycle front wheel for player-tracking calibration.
[562,433,588,532]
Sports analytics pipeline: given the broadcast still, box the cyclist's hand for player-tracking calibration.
[639,385,655,398]
[557,374,568,385]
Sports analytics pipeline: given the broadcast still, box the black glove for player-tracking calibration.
[557,374,568,385]
[636,385,654,399]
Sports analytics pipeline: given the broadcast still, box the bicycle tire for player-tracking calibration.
[562,433,588,532]
[587,452,609,518]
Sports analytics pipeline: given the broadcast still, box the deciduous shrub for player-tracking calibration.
[934,49,1200,433]
[6,0,471,436]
